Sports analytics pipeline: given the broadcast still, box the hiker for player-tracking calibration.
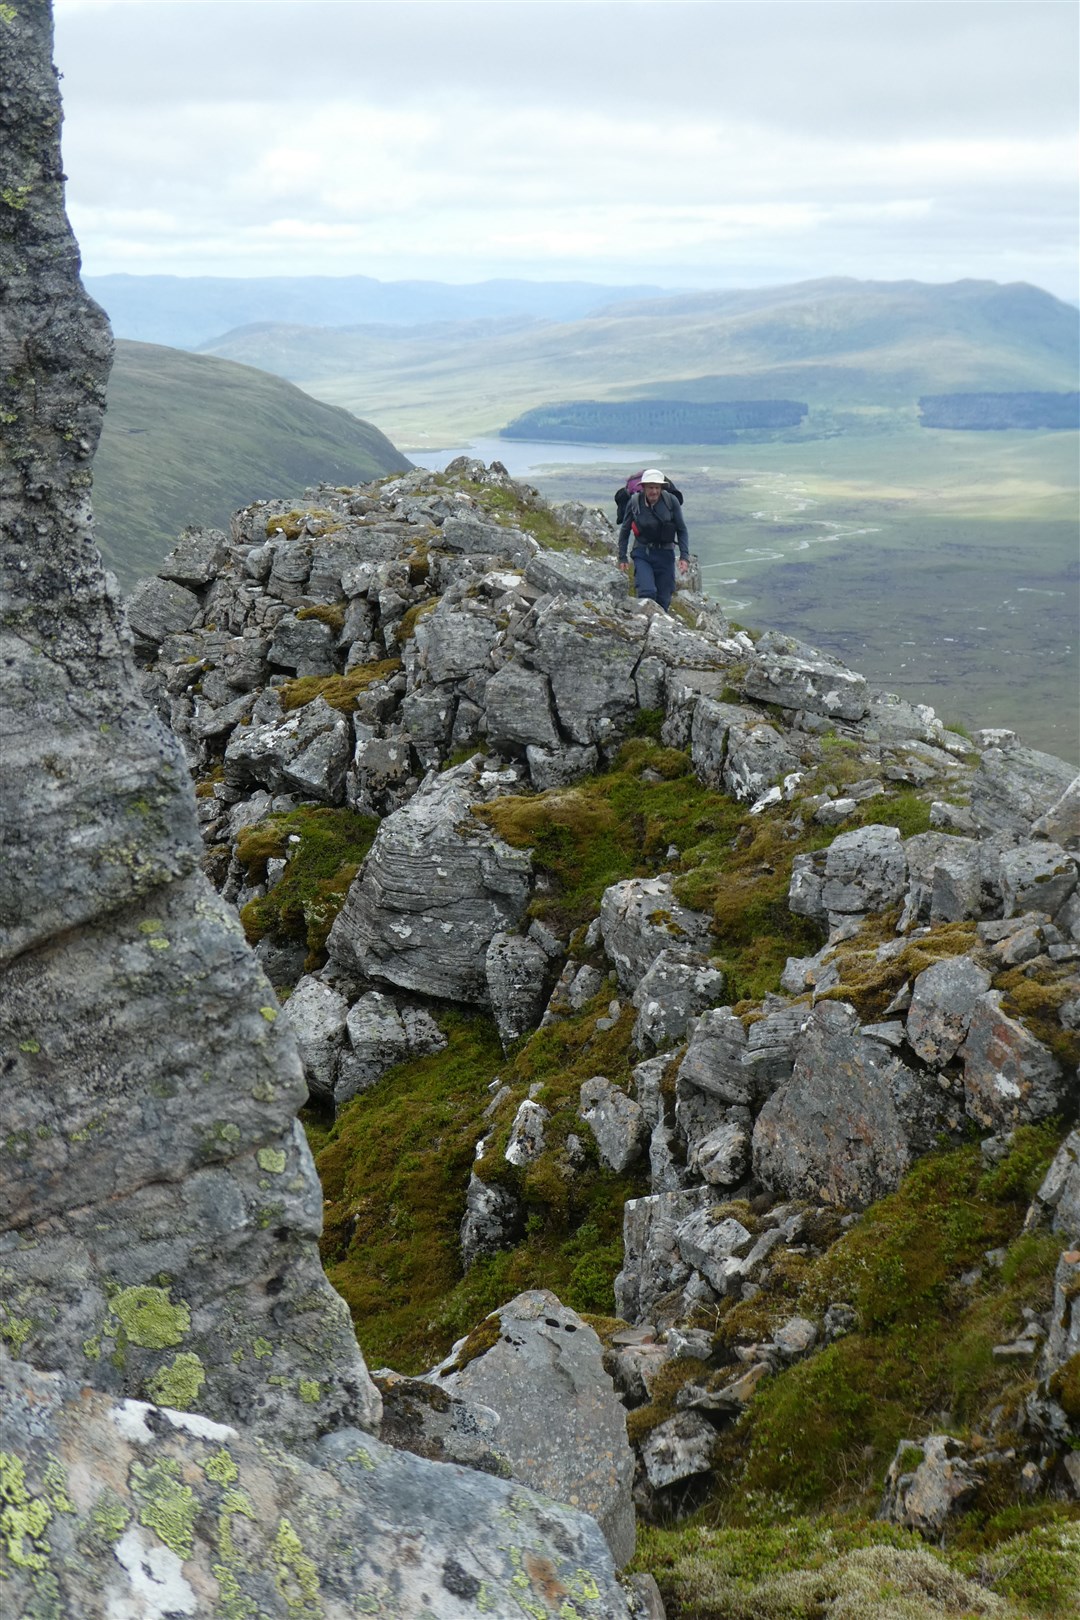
[617,467,690,610]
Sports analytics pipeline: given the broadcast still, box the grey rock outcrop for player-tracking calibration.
[752,1000,952,1208]
[428,1291,637,1568]
[880,1434,982,1537]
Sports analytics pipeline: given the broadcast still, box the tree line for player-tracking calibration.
[501,399,809,444]
[918,392,1079,430]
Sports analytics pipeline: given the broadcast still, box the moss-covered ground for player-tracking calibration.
[236,806,379,969]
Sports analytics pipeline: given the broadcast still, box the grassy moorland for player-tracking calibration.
[91,341,411,589]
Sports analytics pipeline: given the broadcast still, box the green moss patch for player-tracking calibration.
[236,806,378,970]
[701,1129,1064,1522]
[278,657,400,714]
[318,999,648,1373]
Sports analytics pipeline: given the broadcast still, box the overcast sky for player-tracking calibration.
[53,0,1079,299]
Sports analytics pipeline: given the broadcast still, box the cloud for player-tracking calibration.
[53,1,1079,297]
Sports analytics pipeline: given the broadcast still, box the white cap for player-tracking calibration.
[641,468,666,484]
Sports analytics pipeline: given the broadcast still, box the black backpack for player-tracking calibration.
[614,472,684,523]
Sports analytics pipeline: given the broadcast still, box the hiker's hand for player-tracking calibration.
[618,560,629,572]
[678,558,689,575]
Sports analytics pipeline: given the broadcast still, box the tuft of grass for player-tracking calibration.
[631,1510,1078,1619]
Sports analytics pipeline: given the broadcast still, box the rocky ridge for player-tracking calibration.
[124,451,1079,1545]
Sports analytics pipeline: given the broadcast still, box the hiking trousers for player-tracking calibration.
[631,545,677,610]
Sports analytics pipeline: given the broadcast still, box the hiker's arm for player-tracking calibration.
[672,500,690,561]
[617,512,634,565]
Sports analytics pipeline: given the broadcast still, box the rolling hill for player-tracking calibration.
[91,342,412,589]
[84,273,675,350]
[193,277,1080,445]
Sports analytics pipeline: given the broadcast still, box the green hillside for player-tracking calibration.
[196,278,1079,446]
[91,341,412,589]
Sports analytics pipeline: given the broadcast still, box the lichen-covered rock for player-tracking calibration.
[880,1435,982,1537]
[327,762,532,1002]
[0,0,378,1448]
[961,992,1067,1129]
[0,1353,632,1619]
[525,548,628,601]
[427,1291,637,1568]
[906,956,993,1066]
[638,1411,717,1491]
[675,1207,753,1295]
[505,1098,550,1166]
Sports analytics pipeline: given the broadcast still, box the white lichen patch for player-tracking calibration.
[108,1524,197,1619]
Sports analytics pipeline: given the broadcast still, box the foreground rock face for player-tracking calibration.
[1,1352,632,1620]
[0,0,380,1449]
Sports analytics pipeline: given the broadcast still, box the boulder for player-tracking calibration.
[525,549,628,601]
[336,990,410,1103]
[901,832,986,926]
[675,1208,753,1295]
[742,630,869,721]
[722,719,800,804]
[639,1411,717,1491]
[374,1368,507,1477]
[906,956,993,1066]
[505,1099,549,1166]
[1026,1129,1080,1238]
[631,947,726,1053]
[158,526,230,588]
[327,763,532,1003]
[600,875,713,993]
[692,1121,752,1188]
[460,1171,521,1271]
[579,1076,649,1172]
[999,841,1078,919]
[529,596,646,745]
[752,1000,952,1208]
[615,1189,710,1324]
[485,930,553,1050]
[279,974,350,1100]
[880,1435,982,1537]
[689,696,758,789]
[224,696,352,803]
[266,611,337,676]
[969,745,1078,839]
[526,741,600,789]
[485,662,561,752]
[412,603,501,686]
[427,1291,637,1568]
[125,574,201,645]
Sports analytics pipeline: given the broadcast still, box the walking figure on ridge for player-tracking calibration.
[616,467,689,611]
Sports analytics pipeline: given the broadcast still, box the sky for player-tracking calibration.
[53,0,1080,300]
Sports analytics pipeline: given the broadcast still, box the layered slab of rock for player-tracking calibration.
[327,762,532,1002]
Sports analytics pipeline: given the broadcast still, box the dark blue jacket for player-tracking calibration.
[617,490,689,563]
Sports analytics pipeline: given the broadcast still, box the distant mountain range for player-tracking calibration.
[182,276,1079,444]
[84,273,675,350]
[92,342,411,590]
